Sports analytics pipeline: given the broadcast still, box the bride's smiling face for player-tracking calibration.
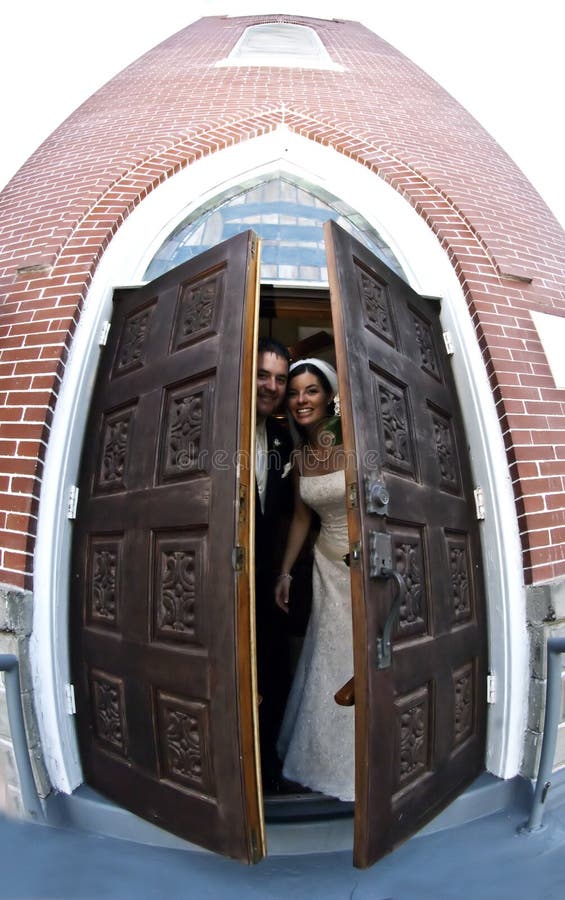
[287,371,332,430]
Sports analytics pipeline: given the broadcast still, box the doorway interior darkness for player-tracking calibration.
[258,285,353,823]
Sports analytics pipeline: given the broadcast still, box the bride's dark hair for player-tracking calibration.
[288,362,334,397]
[287,363,340,445]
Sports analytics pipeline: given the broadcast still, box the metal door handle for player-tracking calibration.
[364,473,389,516]
[376,570,407,670]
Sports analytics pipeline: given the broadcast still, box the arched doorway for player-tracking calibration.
[31,127,526,839]
[68,217,491,869]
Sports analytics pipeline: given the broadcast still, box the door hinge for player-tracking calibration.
[250,828,261,864]
[98,321,111,346]
[347,482,358,509]
[487,673,496,704]
[238,483,247,526]
[443,331,455,355]
[65,683,76,715]
[232,546,245,572]
[67,485,79,519]
[474,486,485,520]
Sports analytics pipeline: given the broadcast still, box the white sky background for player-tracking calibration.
[1,0,564,228]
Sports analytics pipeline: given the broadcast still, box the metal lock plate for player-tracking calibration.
[369,531,392,579]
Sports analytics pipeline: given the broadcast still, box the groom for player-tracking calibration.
[255,337,294,790]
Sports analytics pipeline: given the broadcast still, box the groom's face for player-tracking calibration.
[256,351,288,419]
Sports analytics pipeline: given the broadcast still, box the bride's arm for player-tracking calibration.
[275,466,312,613]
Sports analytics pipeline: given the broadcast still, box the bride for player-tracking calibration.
[274,358,354,802]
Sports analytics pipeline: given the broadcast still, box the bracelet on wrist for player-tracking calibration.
[278,572,293,581]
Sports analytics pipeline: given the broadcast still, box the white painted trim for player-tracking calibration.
[32,126,527,791]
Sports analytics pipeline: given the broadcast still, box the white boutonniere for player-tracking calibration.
[273,438,281,447]
[282,461,292,479]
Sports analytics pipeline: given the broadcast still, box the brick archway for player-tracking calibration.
[29,128,525,794]
[2,107,547,590]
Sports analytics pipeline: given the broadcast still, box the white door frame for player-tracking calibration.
[31,126,527,793]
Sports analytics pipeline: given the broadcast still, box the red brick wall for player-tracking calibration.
[1,14,565,587]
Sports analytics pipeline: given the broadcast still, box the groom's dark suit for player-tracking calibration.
[255,416,293,786]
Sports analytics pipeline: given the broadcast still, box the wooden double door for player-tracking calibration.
[70,223,488,868]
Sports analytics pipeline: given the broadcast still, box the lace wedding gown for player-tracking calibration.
[277,469,355,801]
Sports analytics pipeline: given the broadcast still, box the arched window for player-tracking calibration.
[143,176,405,284]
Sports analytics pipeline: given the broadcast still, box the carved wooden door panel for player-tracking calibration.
[325,220,488,869]
[70,231,264,862]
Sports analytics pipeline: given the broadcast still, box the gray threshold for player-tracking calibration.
[44,770,536,857]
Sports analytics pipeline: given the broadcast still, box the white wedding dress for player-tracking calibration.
[277,469,355,801]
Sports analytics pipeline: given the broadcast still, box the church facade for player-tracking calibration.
[1,14,565,865]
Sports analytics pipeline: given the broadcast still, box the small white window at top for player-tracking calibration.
[216,23,344,71]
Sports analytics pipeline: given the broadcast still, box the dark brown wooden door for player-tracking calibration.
[325,220,488,868]
[70,231,264,862]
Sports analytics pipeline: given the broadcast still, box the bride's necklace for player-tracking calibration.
[307,442,332,464]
